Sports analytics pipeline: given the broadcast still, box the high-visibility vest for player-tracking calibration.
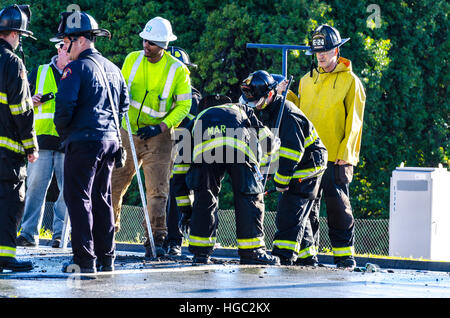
[121,50,192,134]
[34,64,59,137]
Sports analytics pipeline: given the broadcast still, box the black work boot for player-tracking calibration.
[62,259,96,274]
[240,248,280,265]
[192,254,211,264]
[295,255,319,267]
[96,258,115,272]
[168,244,182,257]
[0,258,34,272]
[335,256,356,270]
[144,237,167,258]
[16,235,37,247]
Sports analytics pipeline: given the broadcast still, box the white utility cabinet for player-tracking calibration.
[389,165,450,261]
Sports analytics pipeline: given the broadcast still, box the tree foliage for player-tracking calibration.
[6,0,448,218]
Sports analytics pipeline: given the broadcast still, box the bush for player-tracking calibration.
[6,0,447,218]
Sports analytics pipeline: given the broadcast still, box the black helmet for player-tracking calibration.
[168,46,198,69]
[240,70,277,103]
[53,11,110,40]
[0,4,35,39]
[307,24,349,55]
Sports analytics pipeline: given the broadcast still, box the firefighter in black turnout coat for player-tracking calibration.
[240,70,328,265]
[177,98,280,265]
[0,4,38,272]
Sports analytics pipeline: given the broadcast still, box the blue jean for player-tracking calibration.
[20,150,67,244]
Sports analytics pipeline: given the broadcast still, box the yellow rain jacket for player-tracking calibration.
[287,57,366,166]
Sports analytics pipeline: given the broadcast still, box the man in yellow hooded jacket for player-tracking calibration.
[282,24,366,269]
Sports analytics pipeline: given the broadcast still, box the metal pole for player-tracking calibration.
[124,113,156,257]
[246,43,310,78]
[261,75,294,190]
[60,209,70,249]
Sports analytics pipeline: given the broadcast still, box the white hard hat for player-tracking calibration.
[139,17,177,43]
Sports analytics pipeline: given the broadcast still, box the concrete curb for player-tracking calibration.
[40,239,450,272]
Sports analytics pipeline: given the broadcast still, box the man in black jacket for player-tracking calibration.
[0,4,38,272]
[240,70,328,266]
[53,11,129,273]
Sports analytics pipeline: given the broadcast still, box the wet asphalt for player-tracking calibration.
[1,245,450,300]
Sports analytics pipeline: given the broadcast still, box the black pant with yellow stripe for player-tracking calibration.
[303,162,355,263]
[0,180,25,262]
[186,162,266,258]
[271,176,322,262]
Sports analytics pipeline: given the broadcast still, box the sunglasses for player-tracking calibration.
[143,39,158,46]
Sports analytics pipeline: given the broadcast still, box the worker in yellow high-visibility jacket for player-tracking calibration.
[111,17,192,258]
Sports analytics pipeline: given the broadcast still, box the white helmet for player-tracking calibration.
[139,17,177,48]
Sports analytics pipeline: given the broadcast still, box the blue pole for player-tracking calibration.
[246,43,310,77]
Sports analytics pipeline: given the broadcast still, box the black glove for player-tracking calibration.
[178,209,192,235]
[136,125,162,140]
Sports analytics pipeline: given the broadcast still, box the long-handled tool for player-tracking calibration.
[124,112,157,258]
[261,75,294,190]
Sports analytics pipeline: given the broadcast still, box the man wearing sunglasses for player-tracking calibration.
[112,17,192,258]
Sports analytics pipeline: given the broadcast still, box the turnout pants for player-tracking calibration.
[64,140,118,267]
[0,180,25,262]
[303,162,355,262]
[271,176,322,261]
[111,128,174,246]
[187,162,266,258]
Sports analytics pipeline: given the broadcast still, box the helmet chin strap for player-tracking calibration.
[18,35,26,67]
[67,36,78,54]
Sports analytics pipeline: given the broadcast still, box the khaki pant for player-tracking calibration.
[111,128,175,245]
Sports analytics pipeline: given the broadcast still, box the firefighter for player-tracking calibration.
[179,99,280,265]
[240,70,328,265]
[0,4,38,272]
[280,25,366,269]
[111,17,192,258]
[164,46,202,256]
[17,40,70,249]
[53,11,129,273]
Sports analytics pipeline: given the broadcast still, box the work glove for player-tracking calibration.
[136,125,162,140]
[178,208,192,235]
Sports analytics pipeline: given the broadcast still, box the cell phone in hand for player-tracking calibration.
[40,92,54,103]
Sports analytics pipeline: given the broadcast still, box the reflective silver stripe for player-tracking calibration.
[298,246,317,259]
[189,235,216,247]
[237,237,265,249]
[173,164,190,174]
[176,196,191,206]
[37,64,50,116]
[332,246,354,257]
[0,137,25,154]
[37,64,50,95]
[273,240,299,252]
[0,92,7,104]
[174,92,192,101]
[127,51,145,99]
[130,99,167,118]
[0,246,16,258]
[159,61,182,113]
[35,113,54,120]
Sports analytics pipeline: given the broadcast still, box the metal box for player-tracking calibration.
[389,165,450,261]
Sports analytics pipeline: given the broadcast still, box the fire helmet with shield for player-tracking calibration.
[240,70,277,108]
[306,24,349,55]
[0,4,35,39]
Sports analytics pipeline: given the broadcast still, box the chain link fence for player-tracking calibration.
[41,202,389,255]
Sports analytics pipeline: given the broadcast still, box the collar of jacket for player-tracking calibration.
[0,38,13,51]
[78,48,101,60]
